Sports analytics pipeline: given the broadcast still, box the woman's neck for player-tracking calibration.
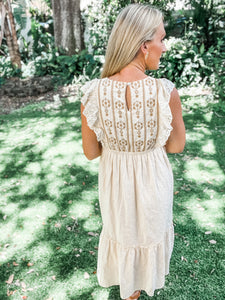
[109,60,147,82]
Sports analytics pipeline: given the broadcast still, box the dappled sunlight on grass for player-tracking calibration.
[0,92,224,299]
[185,193,224,231]
[83,215,102,232]
[0,201,58,263]
[70,202,94,219]
[185,158,224,182]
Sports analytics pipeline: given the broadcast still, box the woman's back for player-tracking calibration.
[81,76,174,153]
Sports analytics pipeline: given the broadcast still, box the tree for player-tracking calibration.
[51,0,84,55]
[0,0,21,69]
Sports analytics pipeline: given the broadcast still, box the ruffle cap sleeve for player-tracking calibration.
[81,79,104,142]
[155,78,175,148]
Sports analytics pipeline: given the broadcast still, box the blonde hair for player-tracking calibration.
[101,4,163,78]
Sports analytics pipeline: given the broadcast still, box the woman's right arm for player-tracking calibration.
[81,103,102,160]
[166,88,185,153]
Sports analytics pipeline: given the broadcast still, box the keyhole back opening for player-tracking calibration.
[125,85,132,112]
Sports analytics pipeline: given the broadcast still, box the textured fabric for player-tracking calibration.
[81,76,175,299]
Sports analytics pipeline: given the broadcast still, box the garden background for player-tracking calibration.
[0,0,225,299]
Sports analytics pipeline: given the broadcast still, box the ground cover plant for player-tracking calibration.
[0,85,225,299]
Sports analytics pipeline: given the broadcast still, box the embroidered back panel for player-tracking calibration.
[98,77,158,152]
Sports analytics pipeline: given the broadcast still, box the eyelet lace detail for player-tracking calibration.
[155,78,175,148]
[81,79,104,142]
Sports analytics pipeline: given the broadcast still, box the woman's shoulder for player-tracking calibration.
[81,78,99,94]
[156,77,175,94]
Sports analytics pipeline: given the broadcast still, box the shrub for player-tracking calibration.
[209,37,225,103]
[0,57,22,85]
[83,0,175,55]
[34,49,102,85]
[152,32,213,88]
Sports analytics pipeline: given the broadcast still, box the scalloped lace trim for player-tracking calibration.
[155,78,174,147]
[81,79,104,142]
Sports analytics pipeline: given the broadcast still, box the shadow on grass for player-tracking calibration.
[0,93,224,300]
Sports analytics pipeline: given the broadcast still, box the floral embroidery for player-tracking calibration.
[117,121,125,136]
[102,80,110,87]
[115,81,126,89]
[135,140,144,152]
[146,98,155,107]
[115,101,125,110]
[132,101,142,110]
[102,98,111,117]
[147,120,156,128]
[115,101,125,118]
[134,121,143,138]
[131,81,141,89]
[102,98,110,108]
[98,77,158,152]
[119,139,128,151]
[109,137,117,150]
[105,119,112,134]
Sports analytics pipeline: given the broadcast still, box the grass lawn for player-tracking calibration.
[0,86,225,300]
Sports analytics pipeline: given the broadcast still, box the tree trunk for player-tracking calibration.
[52,0,84,55]
[0,0,21,69]
[73,0,84,52]
[5,0,21,68]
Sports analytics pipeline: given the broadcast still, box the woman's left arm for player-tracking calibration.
[81,103,102,160]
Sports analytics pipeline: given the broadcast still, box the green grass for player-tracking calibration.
[0,89,225,300]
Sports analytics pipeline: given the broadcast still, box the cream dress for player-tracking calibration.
[81,76,175,299]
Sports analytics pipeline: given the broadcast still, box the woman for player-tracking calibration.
[81,4,185,300]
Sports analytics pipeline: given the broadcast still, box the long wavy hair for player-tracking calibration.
[101,4,163,78]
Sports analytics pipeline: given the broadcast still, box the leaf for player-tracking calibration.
[51,275,56,280]
[13,262,19,266]
[6,274,14,284]
[88,232,98,237]
[27,262,34,267]
[205,231,212,235]
[209,240,217,244]
[27,269,35,274]
[181,256,188,262]
[21,282,26,289]
[15,279,20,286]
[84,272,90,279]
[174,191,179,195]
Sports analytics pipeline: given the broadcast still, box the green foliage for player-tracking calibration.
[34,50,102,85]
[12,0,28,30]
[185,0,225,49]
[83,0,176,55]
[0,57,22,85]
[152,33,213,87]
[209,37,225,102]
[29,9,54,58]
